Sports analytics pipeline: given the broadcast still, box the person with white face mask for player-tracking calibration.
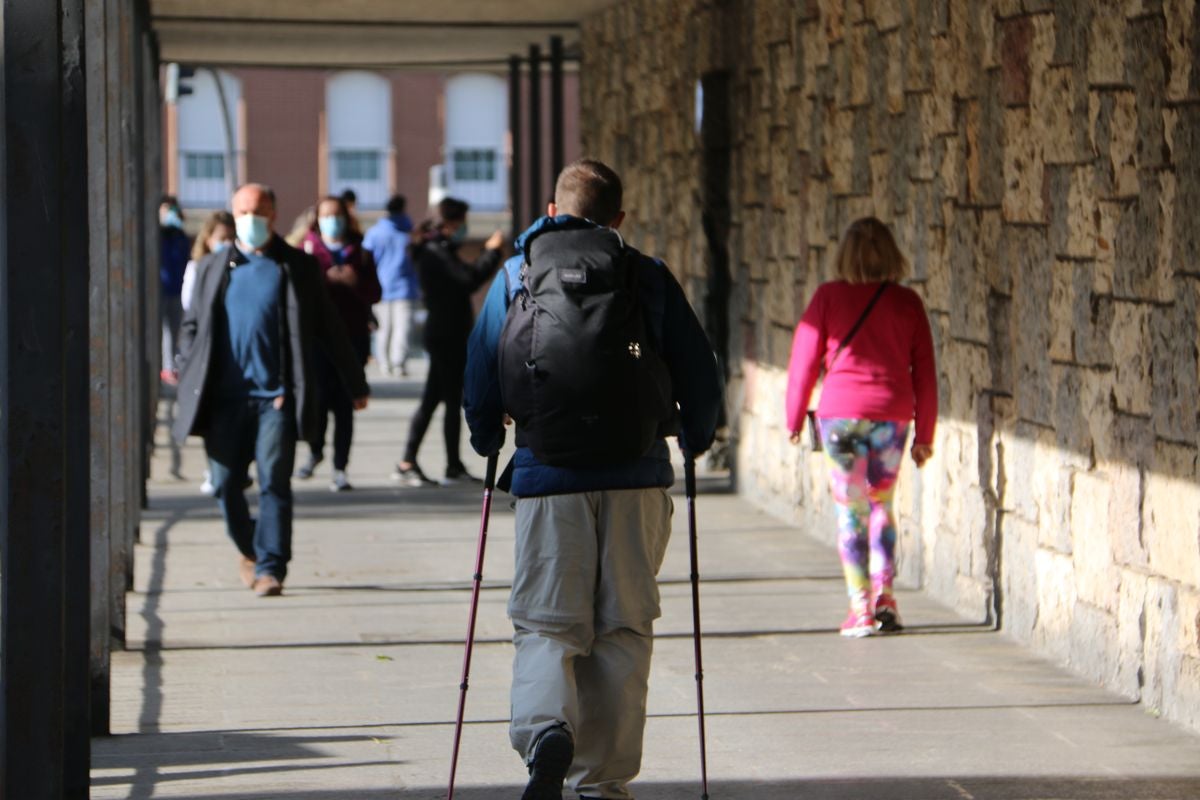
[159,195,192,385]
[173,182,371,597]
[295,195,381,491]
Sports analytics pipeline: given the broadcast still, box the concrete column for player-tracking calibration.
[1,0,93,793]
[527,43,542,226]
[508,55,522,238]
[549,36,564,183]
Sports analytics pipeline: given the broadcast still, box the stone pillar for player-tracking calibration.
[1,0,93,793]
[527,43,542,226]
[509,54,523,238]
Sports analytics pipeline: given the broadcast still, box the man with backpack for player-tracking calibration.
[464,159,722,800]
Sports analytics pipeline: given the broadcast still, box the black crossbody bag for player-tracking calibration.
[808,282,889,452]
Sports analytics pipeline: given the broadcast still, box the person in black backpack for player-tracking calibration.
[464,159,722,800]
[392,197,504,486]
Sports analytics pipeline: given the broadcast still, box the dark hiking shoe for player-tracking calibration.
[441,464,482,485]
[521,727,573,800]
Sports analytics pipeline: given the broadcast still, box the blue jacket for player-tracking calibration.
[363,213,418,301]
[463,215,722,497]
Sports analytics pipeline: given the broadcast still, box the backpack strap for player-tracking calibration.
[828,282,888,370]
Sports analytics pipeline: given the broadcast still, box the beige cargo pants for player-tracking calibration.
[508,487,674,800]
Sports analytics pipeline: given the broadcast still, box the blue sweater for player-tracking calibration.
[463,215,722,497]
[214,250,285,399]
[363,214,418,301]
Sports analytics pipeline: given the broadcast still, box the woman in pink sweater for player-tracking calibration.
[785,217,938,638]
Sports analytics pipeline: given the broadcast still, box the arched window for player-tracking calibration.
[176,69,241,208]
[445,74,507,211]
[326,71,391,209]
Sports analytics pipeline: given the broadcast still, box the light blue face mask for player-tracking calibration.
[450,223,468,244]
[162,209,183,229]
[318,215,345,241]
[236,214,271,250]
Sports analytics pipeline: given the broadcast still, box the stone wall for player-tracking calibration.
[580,0,1200,732]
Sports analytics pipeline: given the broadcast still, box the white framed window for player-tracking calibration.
[326,71,391,209]
[176,69,241,209]
[452,148,498,182]
[445,74,507,210]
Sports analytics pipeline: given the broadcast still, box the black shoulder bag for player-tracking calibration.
[807,282,889,452]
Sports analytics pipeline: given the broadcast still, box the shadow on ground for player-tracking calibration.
[88,775,1200,800]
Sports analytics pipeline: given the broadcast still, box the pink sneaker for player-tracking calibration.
[873,594,904,633]
[839,609,875,638]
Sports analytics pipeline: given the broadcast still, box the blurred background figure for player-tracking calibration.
[179,210,236,494]
[285,205,316,247]
[364,193,417,377]
[159,195,191,385]
[392,197,503,487]
[296,195,381,491]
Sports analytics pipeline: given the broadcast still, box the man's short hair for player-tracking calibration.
[340,188,357,205]
[235,182,276,209]
[386,194,407,215]
[437,197,469,224]
[553,159,623,225]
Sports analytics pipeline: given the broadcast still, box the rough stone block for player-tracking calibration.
[1108,460,1150,568]
[1164,0,1199,101]
[1070,600,1123,688]
[948,209,990,344]
[1129,15,1169,171]
[1150,282,1200,442]
[1109,300,1154,415]
[1113,172,1170,302]
[1089,1,1129,86]
[1002,107,1046,223]
[1116,570,1149,697]
[1033,548,1077,662]
[1168,106,1200,276]
[1142,576,1181,717]
[1181,585,1200,660]
[999,15,1034,106]
[1072,472,1119,611]
[1033,66,1087,165]
[1142,441,1200,585]
[1009,227,1054,424]
[1091,90,1140,199]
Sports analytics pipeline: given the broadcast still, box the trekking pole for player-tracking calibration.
[447,452,499,800]
[684,453,710,800]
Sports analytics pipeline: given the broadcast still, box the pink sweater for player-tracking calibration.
[785,281,938,444]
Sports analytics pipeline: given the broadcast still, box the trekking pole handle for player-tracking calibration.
[684,450,697,499]
[484,451,498,491]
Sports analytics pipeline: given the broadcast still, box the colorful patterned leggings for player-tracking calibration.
[818,418,910,610]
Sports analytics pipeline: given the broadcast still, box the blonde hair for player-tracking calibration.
[190,210,235,261]
[834,217,909,283]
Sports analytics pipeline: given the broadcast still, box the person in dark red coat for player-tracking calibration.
[296,195,382,491]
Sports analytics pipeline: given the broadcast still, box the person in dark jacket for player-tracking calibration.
[463,160,722,800]
[160,195,192,384]
[295,194,382,491]
[172,183,369,597]
[392,197,503,486]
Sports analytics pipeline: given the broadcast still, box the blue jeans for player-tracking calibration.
[204,396,297,580]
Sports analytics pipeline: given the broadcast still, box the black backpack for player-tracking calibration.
[498,226,676,467]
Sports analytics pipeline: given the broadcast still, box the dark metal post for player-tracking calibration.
[527,43,542,226]
[85,0,113,737]
[62,0,93,794]
[1,0,93,792]
[508,55,523,239]
[550,36,565,183]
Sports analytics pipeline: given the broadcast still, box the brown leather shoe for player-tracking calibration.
[253,575,283,597]
[239,556,256,589]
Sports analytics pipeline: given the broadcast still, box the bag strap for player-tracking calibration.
[828,282,889,370]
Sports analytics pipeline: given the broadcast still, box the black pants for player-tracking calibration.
[312,336,368,471]
[403,340,466,471]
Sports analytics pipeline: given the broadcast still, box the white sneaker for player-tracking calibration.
[330,469,352,492]
[199,470,215,496]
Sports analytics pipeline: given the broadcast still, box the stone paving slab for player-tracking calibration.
[93,367,1200,799]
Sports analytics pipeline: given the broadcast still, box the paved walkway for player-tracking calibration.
[92,365,1200,799]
